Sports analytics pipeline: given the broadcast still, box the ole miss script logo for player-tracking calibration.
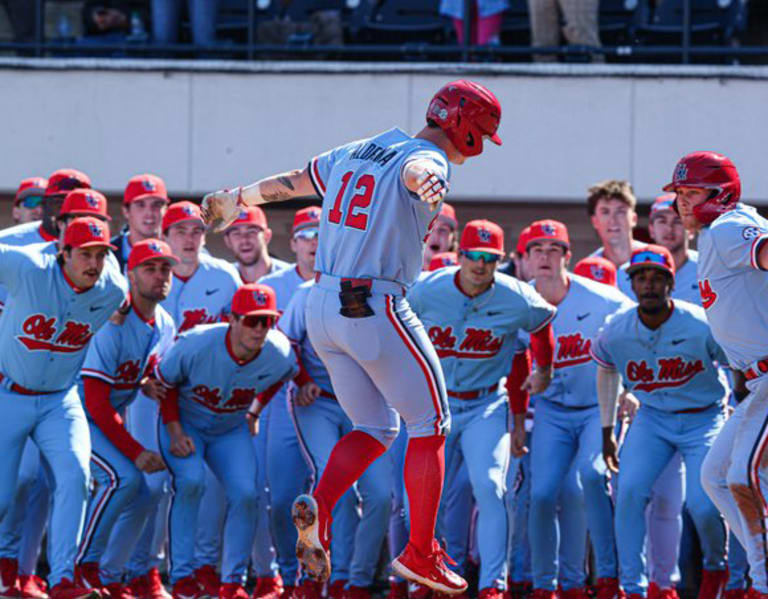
[555,333,591,368]
[626,357,705,392]
[192,385,256,412]
[428,326,502,358]
[17,314,94,353]
[179,308,219,333]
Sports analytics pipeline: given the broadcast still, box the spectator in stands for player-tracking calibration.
[440,0,508,46]
[152,0,219,47]
[80,1,148,44]
[528,0,602,62]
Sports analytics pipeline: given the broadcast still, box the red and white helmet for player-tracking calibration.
[426,80,502,157]
[663,151,741,226]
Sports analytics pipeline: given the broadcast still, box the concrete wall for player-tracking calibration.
[1,60,767,204]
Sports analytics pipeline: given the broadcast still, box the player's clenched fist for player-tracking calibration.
[134,450,166,473]
[403,160,449,210]
[602,429,620,474]
[521,365,553,395]
[167,422,196,457]
[201,187,243,232]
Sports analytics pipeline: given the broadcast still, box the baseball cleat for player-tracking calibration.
[391,540,467,595]
[594,578,624,599]
[252,577,283,599]
[0,558,18,599]
[529,590,556,599]
[48,578,100,599]
[698,571,728,599]
[74,564,110,598]
[291,494,331,582]
[193,567,219,599]
[217,584,248,599]
[19,576,49,599]
[171,577,202,599]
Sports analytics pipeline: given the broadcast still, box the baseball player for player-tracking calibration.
[428,252,458,271]
[421,203,458,270]
[253,207,319,599]
[74,240,178,598]
[408,219,557,599]
[103,201,240,599]
[154,284,299,599]
[593,243,730,599]
[656,152,768,598]
[0,216,127,599]
[201,80,503,593]
[111,174,171,272]
[520,219,631,599]
[280,279,393,599]
[573,256,617,287]
[223,207,291,283]
[12,177,47,225]
[587,180,644,267]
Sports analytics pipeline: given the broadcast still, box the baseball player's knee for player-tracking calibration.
[173,472,206,501]
[53,461,89,496]
[530,484,558,512]
[119,467,146,499]
[0,490,13,521]
[225,478,259,511]
[144,472,169,501]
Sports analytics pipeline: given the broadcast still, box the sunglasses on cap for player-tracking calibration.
[460,250,501,264]
[293,227,319,240]
[20,195,43,209]
[238,314,275,329]
[631,250,670,267]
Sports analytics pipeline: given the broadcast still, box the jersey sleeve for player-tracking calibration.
[0,243,42,296]
[81,324,121,384]
[712,218,768,271]
[590,322,617,370]
[309,144,346,198]
[279,287,308,343]
[155,334,191,388]
[707,330,730,367]
[401,149,450,200]
[517,282,557,333]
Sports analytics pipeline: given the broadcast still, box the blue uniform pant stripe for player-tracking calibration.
[156,416,177,579]
[287,392,319,490]
[77,450,119,565]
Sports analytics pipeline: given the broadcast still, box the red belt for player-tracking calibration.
[0,373,56,396]
[447,384,498,400]
[744,358,768,381]
[672,403,721,414]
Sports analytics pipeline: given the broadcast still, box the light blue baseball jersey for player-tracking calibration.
[592,300,729,411]
[407,267,556,392]
[0,244,128,392]
[258,266,306,312]
[309,127,452,288]
[0,221,57,309]
[697,205,768,371]
[235,256,292,284]
[156,323,298,434]
[532,274,631,408]
[78,306,176,414]
[279,280,333,395]
[161,253,240,333]
[617,250,700,304]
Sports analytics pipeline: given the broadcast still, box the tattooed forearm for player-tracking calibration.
[277,176,295,191]
[262,189,294,203]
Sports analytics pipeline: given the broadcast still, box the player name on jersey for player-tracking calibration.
[349,142,401,166]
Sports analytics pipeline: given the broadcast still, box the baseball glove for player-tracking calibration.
[201,187,243,232]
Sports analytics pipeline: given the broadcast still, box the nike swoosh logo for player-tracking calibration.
[671,339,686,345]
[90,306,103,312]
[576,313,590,321]
[205,289,219,296]
[487,311,502,316]
[257,374,270,379]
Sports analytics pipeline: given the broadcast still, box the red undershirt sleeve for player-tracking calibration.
[507,349,532,414]
[83,377,145,462]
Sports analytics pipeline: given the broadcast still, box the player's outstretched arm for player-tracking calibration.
[402,159,449,211]
[202,167,318,232]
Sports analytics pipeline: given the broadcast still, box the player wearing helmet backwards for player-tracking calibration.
[663,152,768,599]
[200,80,503,595]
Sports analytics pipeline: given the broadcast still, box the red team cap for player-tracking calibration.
[526,219,570,250]
[162,201,205,232]
[293,206,322,233]
[231,284,280,317]
[128,239,179,271]
[573,256,617,287]
[45,168,91,197]
[437,203,458,230]
[64,216,116,250]
[516,226,531,255]
[124,174,169,206]
[226,207,268,231]
[649,193,677,220]
[15,177,48,205]
[60,189,111,221]
[460,219,505,255]
[429,251,459,271]
[626,244,676,278]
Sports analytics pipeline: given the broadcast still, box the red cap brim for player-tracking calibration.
[462,246,505,255]
[237,309,281,317]
[75,241,118,250]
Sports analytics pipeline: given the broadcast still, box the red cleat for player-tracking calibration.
[19,576,49,599]
[74,564,110,598]
[277,588,295,599]
[292,495,331,582]
[529,590,556,599]
[193,568,219,599]
[342,587,371,599]
[105,584,137,599]
[724,591,746,599]
[648,584,660,599]
[391,541,467,595]
[252,578,283,599]
[218,585,249,599]
[48,579,100,599]
[295,581,322,599]
[171,578,203,599]
[0,558,18,599]
[595,579,625,599]
[698,571,728,599]
[478,589,505,599]
[387,582,408,599]
[658,590,679,599]
[560,589,589,599]
[327,581,347,599]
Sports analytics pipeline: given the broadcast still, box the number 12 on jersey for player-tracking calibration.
[328,171,375,231]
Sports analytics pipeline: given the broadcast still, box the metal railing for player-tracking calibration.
[0,0,762,65]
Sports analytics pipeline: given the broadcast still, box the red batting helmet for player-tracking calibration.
[663,152,741,226]
[426,80,502,157]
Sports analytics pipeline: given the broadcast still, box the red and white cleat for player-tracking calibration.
[291,495,331,582]
[0,559,19,599]
[391,541,467,595]
[217,584,249,599]
[48,579,100,599]
[19,576,49,599]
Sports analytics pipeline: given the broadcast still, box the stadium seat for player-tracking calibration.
[599,0,649,45]
[500,0,531,47]
[353,0,452,45]
[638,0,746,47]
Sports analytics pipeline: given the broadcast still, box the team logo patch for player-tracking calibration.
[477,227,492,242]
[673,162,688,183]
[590,265,605,280]
[148,241,162,253]
[237,210,249,220]
[88,222,103,237]
[85,194,99,208]
[742,226,763,240]
[253,290,269,306]
[308,208,322,219]
[429,101,448,121]
[182,206,195,216]
[142,179,156,192]
[541,223,557,236]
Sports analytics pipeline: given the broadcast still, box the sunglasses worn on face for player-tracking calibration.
[294,228,319,240]
[460,250,501,264]
[631,251,669,267]
[240,315,275,329]
[21,195,43,209]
